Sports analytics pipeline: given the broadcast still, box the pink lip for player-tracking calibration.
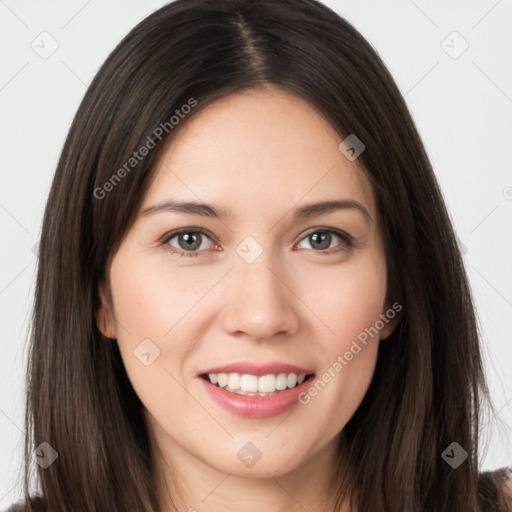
[198,361,314,377]
[199,374,315,418]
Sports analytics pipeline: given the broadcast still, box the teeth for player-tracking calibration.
[217,373,228,388]
[287,373,297,388]
[227,373,241,390]
[275,373,288,390]
[240,374,258,392]
[206,372,309,393]
[258,374,275,393]
[233,389,279,397]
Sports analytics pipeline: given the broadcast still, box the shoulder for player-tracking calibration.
[3,496,46,512]
[3,478,511,512]
[499,470,512,511]
[478,467,512,512]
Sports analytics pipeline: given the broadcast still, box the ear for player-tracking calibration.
[379,300,403,340]
[95,282,117,339]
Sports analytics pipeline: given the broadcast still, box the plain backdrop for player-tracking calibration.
[1,0,511,506]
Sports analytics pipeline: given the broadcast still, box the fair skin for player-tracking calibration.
[97,88,400,512]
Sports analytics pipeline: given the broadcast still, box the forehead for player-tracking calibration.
[144,88,375,219]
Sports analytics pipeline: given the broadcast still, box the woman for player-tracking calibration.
[8,0,511,510]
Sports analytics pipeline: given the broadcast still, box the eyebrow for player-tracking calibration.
[140,198,372,223]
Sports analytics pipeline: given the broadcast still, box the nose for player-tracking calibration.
[221,252,300,341]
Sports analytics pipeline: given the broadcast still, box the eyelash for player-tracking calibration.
[159,227,355,258]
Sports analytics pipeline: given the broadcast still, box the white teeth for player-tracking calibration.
[227,373,241,390]
[275,373,288,390]
[233,389,278,397]
[240,374,259,392]
[217,373,228,388]
[258,374,275,393]
[206,372,310,393]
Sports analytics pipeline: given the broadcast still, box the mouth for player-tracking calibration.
[199,371,316,397]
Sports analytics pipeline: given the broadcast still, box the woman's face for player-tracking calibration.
[98,88,398,482]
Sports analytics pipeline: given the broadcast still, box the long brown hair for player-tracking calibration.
[17,0,510,511]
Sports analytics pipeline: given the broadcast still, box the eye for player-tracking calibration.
[161,229,216,257]
[295,228,354,254]
[160,227,354,258]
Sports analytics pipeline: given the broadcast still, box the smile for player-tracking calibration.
[202,372,311,396]
[198,371,316,418]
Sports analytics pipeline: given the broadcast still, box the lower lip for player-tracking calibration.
[199,376,315,418]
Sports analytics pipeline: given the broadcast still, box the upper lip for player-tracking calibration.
[198,361,314,377]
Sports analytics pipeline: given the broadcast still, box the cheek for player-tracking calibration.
[305,254,387,353]
[300,273,386,432]
[107,251,223,404]
[107,257,196,419]
[300,252,387,426]
[108,251,210,341]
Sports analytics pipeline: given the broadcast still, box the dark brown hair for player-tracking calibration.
[14,0,510,511]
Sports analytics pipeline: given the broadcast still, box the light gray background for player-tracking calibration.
[1,0,511,506]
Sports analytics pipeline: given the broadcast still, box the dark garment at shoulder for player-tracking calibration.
[4,474,510,512]
[478,467,512,512]
[4,496,46,512]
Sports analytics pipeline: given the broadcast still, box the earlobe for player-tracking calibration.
[96,283,117,339]
[379,301,403,340]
